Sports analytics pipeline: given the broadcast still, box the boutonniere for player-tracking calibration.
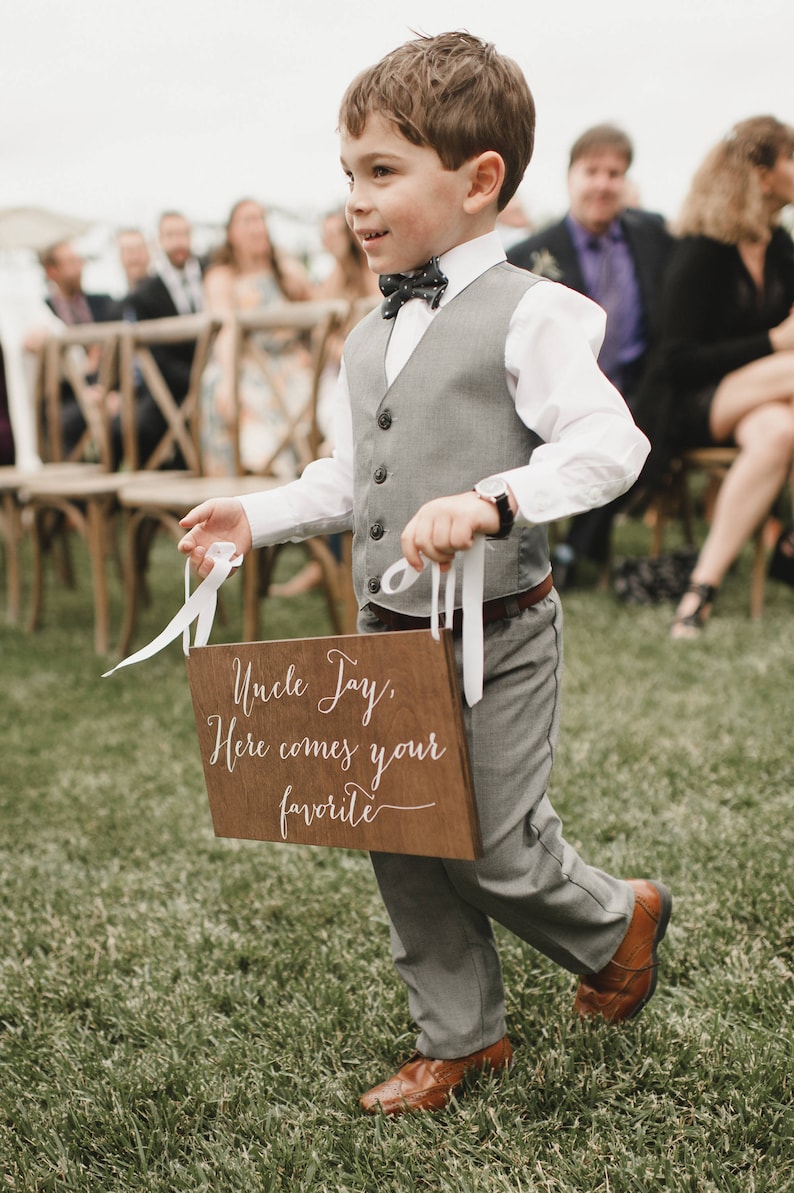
[528,249,563,280]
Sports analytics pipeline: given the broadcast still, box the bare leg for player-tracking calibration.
[672,400,794,637]
[709,351,794,441]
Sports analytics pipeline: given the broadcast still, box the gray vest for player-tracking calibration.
[345,261,549,615]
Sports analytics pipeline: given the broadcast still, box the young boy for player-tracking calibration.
[179,32,671,1117]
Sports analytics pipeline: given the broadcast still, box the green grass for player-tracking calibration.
[1,527,793,1192]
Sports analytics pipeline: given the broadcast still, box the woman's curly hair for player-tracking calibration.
[676,116,794,244]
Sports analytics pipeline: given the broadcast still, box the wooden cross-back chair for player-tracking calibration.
[648,446,770,619]
[20,314,220,653]
[119,313,216,474]
[45,324,121,466]
[0,333,112,626]
[115,298,355,658]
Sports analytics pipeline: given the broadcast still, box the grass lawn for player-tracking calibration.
[1,526,792,1192]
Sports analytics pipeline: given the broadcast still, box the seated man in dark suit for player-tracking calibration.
[130,211,204,407]
[41,240,121,327]
[509,124,674,587]
[39,240,123,458]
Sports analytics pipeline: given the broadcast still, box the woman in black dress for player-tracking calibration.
[658,116,794,637]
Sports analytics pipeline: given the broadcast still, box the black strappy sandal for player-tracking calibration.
[671,582,718,639]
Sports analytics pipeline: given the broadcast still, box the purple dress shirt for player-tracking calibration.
[566,215,647,393]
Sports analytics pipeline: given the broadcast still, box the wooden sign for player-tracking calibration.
[185,629,482,860]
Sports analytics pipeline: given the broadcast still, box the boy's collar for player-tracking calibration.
[435,232,506,305]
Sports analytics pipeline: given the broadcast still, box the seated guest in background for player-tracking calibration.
[37,240,122,457]
[199,198,312,477]
[37,237,177,468]
[267,207,380,598]
[509,125,674,587]
[41,240,120,326]
[116,228,151,297]
[496,191,534,252]
[312,206,381,306]
[130,211,204,405]
[311,206,380,434]
[649,116,794,638]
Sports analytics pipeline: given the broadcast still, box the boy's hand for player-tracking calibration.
[401,488,515,572]
[178,499,252,578]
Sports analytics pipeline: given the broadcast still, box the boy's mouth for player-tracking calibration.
[361,231,387,243]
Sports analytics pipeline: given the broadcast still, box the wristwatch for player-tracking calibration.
[473,477,515,540]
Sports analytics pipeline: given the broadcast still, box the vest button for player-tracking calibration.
[367,577,381,595]
[373,466,387,483]
[369,522,384,540]
[377,410,392,430]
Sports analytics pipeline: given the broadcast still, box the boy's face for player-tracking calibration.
[341,113,485,275]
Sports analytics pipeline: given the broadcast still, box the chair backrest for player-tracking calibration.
[226,299,349,478]
[120,313,222,472]
[41,321,126,469]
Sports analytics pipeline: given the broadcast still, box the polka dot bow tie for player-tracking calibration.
[378,257,449,319]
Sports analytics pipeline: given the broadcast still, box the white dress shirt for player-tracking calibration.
[239,230,649,549]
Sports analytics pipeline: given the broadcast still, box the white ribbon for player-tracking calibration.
[102,542,242,677]
[103,537,487,705]
[381,535,486,706]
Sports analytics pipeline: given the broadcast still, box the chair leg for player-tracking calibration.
[242,544,281,641]
[305,537,344,634]
[134,517,159,610]
[648,498,666,558]
[750,525,767,620]
[118,511,155,657]
[243,547,261,642]
[43,510,75,588]
[85,498,113,655]
[1,493,22,624]
[258,543,281,596]
[26,506,47,633]
[338,532,358,634]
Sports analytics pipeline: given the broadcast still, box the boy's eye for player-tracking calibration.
[373,166,391,178]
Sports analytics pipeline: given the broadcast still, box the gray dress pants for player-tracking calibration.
[359,591,633,1058]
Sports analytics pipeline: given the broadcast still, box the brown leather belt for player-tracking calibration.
[368,572,553,634]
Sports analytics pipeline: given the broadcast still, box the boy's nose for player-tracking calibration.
[346,183,370,215]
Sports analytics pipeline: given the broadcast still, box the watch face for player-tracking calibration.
[477,478,507,499]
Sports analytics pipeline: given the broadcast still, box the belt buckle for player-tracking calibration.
[502,594,520,619]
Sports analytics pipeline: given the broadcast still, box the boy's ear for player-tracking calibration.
[464,151,506,213]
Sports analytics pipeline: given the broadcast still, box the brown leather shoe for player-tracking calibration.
[574,879,672,1022]
[360,1035,513,1115]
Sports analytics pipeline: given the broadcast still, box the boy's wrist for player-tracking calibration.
[473,478,515,539]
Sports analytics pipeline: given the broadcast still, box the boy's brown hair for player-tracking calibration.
[338,31,535,211]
